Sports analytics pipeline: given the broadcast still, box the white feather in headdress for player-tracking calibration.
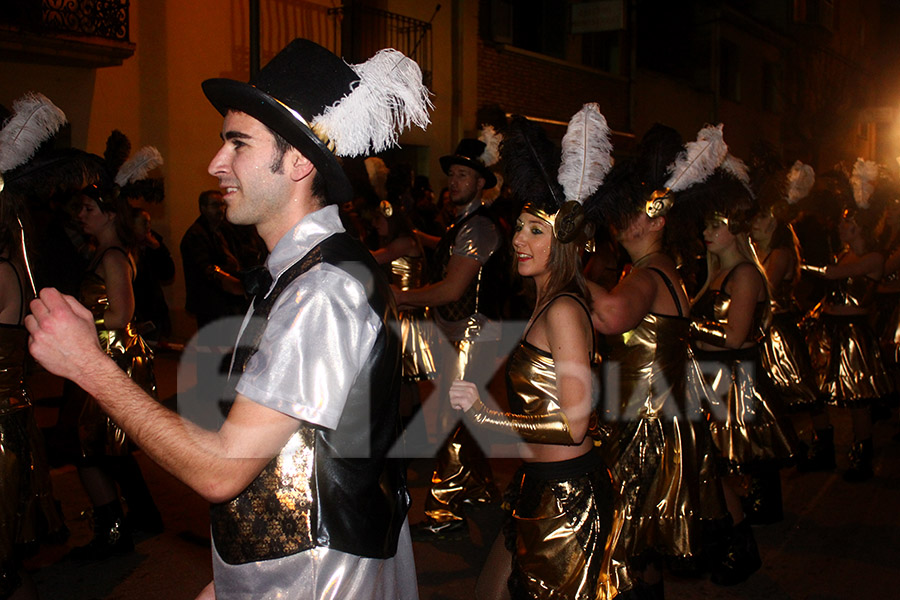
[313,49,433,158]
[721,153,750,186]
[665,123,727,192]
[115,146,163,187]
[0,92,67,173]
[558,103,613,205]
[850,158,879,209]
[364,156,389,202]
[786,160,815,205]
[478,125,503,168]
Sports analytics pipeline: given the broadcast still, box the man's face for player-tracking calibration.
[200,192,227,227]
[447,164,484,206]
[207,111,292,227]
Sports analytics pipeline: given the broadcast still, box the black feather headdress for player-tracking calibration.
[504,105,612,243]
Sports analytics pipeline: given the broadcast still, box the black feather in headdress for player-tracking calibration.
[502,115,563,214]
[584,123,684,231]
[104,130,131,177]
[3,148,108,203]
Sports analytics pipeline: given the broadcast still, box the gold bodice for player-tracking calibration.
[505,341,566,420]
[692,289,767,344]
[389,254,426,291]
[826,274,878,309]
[604,312,691,417]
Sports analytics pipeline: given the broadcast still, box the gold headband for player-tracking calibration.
[523,200,592,246]
[708,211,730,227]
[379,199,394,218]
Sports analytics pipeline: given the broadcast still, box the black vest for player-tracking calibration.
[210,232,407,564]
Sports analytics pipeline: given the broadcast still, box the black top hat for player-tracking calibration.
[440,139,497,189]
[203,39,362,205]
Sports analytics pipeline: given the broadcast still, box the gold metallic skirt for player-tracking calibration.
[807,314,895,407]
[601,414,726,586]
[503,449,617,600]
[399,307,436,382]
[759,312,821,409]
[694,347,797,474]
[79,325,156,457]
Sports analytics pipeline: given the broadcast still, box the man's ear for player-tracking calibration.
[289,150,315,182]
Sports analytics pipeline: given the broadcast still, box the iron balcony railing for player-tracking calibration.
[329,4,433,89]
[1,0,131,42]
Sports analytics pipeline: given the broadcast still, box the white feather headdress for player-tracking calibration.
[0,92,67,174]
[478,125,503,168]
[785,160,815,205]
[665,123,727,192]
[312,49,433,158]
[850,158,879,209]
[115,146,163,187]
[364,156,389,202]
[558,103,613,205]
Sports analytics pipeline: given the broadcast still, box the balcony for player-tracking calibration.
[329,4,433,89]
[0,0,135,68]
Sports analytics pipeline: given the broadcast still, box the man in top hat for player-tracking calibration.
[26,38,429,599]
[396,137,507,539]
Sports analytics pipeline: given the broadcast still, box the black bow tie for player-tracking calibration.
[240,265,273,298]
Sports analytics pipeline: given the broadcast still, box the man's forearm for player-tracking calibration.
[75,355,248,502]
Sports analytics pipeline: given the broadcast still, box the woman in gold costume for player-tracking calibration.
[689,168,797,585]
[68,179,161,559]
[449,109,615,600]
[750,162,825,470]
[802,160,895,481]
[0,93,70,600]
[583,124,728,599]
[371,193,436,429]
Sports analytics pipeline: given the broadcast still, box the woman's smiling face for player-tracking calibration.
[513,211,552,281]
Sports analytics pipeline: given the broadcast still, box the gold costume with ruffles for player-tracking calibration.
[390,254,436,381]
[489,294,616,600]
[0,325,65,594]
[599,307,726,590]
[77,251,156,457]
[692,285,796,473]
[806,275,894,406]
[759,278,820,409]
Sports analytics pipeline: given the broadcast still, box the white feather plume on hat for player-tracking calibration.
[850,158,879,209]
[115,146,163,187]
[665,123,727,192]
[0,92,67,174]
[478,125,503,168]
[313,49,433,158]
[558,102,613,205]
[786,160,815,205]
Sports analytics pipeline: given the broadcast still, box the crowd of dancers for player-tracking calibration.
[1,84,899,600]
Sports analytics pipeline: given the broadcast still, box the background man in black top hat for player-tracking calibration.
[26,38,430,599]
[396,137,508,539]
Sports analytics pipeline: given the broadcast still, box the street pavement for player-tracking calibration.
[22,347,900,599]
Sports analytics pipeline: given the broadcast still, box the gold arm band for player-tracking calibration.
[801,263,828,276]
[689,319,729,346]
[464,399,576,445]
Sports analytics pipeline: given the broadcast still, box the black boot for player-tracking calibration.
[68,501,133,560]
[798,426,836,472]
[710,519,762,586]
[843,438,874,482]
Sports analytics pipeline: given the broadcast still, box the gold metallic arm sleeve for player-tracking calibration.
[801,263,828,276]
[464,399,576,445]
[689,319,729,346]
